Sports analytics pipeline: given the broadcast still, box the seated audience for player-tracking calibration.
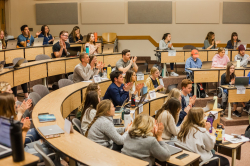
[36,25,54,45]
[212,47,230,68]
[80,91,100,135]
[116,49,138,73]
[177,107,229,166]
[234,44,250,67]
[86,100,131,152]
[53,30,70,58]
[0,29,6,49]
[89,55,104,77]
[155,98,182,141]
[124,70,144,96]
[226,32,241,49]
[185,49,202,75]
[204,31,220,49]
[177,79,196,126]
[17,25,34,47]
[103,70,133,107]
[69,26,83,43]
[159,33,178,76]
[73,53,103,83]
[164,88,182,102]
[85,33,100,54]
[145,67,164,92]
[221,63,246,117]
[121,114,170,166]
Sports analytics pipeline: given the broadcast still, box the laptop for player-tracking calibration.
[102,44,114,54]
[33,38,44,47]
[6,39,17,49]
[203,100,215,112]
[235,77,249,87]
[165,144,183,156]
[137,65,147,74]
[5,58,26,69]
[82,35,87,43]
[115,98,128,113]
[0,117,12,159]
[201,61,212,69]
[38,124,64,137]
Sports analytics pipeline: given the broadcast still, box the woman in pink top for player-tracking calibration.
[212,47,230,68]
[85,32,100,55]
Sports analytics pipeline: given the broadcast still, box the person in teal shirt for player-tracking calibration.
[17,25,34,47]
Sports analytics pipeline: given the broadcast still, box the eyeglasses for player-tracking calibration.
[62,35,68,37]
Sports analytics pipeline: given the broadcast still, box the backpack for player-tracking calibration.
[245,125,250,139]
[192,83,206,98]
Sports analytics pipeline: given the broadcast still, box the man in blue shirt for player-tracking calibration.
[185,49,202,75]
[103,70,133,107]
[17,25,34,47]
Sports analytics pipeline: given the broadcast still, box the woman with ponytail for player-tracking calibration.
[85,100,131,152]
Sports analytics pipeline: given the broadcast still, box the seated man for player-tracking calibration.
[17,25,34,47]
[177,79,196,126]
[234,44,250,67]
[185,49,202,76]
[73,53,102,83]
[103,70,133,107]
[116,49,138,73]
[53,30,70,58]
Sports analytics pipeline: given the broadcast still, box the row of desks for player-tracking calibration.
[0,53,122,87]
[0,42,102,64]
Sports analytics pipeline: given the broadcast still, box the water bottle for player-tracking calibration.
[86,46,89,55]
[10,116,25,162]
[142,83,148,95]
[103,69,107,78]
[124,109,131,128]
[215,124,223,144]
[107,64,112,79]
[131,94,136,108]
[207,113,214,133]
[0,40,2,50]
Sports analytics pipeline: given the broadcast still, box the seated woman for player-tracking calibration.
[121,114,170,166]
[212,47,230,68]
[221,63,246,117]
[124,70,144,96]
[0,29,6,49]
[69,26,83,43]
[80,91,100,135]
[85,100,131,152]
[177,107,229,166]
[164,88,181,102]
[36,25,54,45]
[204,31,220,49]
[145,67,164,92]
[155,98,182,141]
[85,33,100,55]
[226,32,241,49]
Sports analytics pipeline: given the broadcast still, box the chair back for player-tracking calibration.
[35,54,51,61]
[12,57,28,66]
[102,33,117,44]
[33,84,50,99]
[58,79,73,88]
[68,74,74,81]
[72,118,83,135]
[28,92,41,107]
[34,143,55,166]
[183,45,196,50]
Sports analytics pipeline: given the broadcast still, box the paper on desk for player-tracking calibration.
[159,78,164,86]
[225,134,249,143]
[64,118,73,134]
[236,87,246,94]
[81,80,93,83]
[168,50,176,56]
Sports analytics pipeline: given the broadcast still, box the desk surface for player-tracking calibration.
[221,85,250,90]
[166,149,200,165]
[188,67,245,71]
[0,152,39,166]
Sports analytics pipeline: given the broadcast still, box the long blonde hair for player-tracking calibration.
[0,29,6,48]
[85,100,112,137]
[0,82,10,92]
[150,67,159,75]
[177,107,205,143]
[165,88,180,101]
[129,114,154,138]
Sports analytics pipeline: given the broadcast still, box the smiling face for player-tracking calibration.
[0,31,4,40]
[45,26,49,34]
[152,69,160,79]
[90,34,95,42]
[182,84,192,94]
[115,74,124,84]
[81,54,90,63]
[233,35,238,41]
[131,72,137,82]
[123,52,131,62]
[60,32,68,41]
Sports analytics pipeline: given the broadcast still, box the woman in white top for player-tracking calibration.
[85,32,100,55]
[155,98,182,141]
[80,91,100,135]
[124,70,144,96]
[177,107,229,166]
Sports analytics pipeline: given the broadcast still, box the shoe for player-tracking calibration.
[243,106,248,112]
[170,72,179,77]
[233,110,241,117]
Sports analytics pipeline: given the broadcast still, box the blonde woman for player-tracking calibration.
[145,67,164,92]
[155,98,182,141]
[121,114,170,166]
[86,100,131,152]
[124,70,144,96]
[212,47,230,68]
[177,107,229,166]
[164,88,181,102]
[0,29,6,49]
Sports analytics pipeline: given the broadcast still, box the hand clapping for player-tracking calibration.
[123,82,133,92]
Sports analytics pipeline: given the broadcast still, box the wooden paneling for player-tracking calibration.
[96,55,103,63]
[98,81,112,97]
[5,49,24,64]
[25,47,44,61]
[207,51,218,61]
[194,70,219,83]
[245,70,250,76]
[103,54,122,67]
[185,51,207,62]
[150,98,165,116]
[231,51,238,59]
[0,71,13,87]
[44,46,53,57]
[14,68,29,86]
[135,103,149,117]
[62,90,81,118]
[0,51,4,61]
[161,52,185,63]
[30,63,47,81]
[228,89,250,103]
[66,58,79,73]
[235,69,245,77]
[48,60,65,76]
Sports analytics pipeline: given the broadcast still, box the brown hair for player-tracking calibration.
[218,47,225,54]
[0,82,10,92]
[85,100,112,137]
[122,49,130,56]
[0,29,6,48]
[70,26,80,42]
[79,53,88,62]
[231,32,239,46]
[181,79,192,89]
[205,31,215,47]
[124,70,136,83]
[86,32,96,45]
[150,67,159,75]
[225,62,236,83]
[59,30,68,38]
[0,93,16,119]
[89,55,96,65]
[177,107,205,142]
[155,98,181,124]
